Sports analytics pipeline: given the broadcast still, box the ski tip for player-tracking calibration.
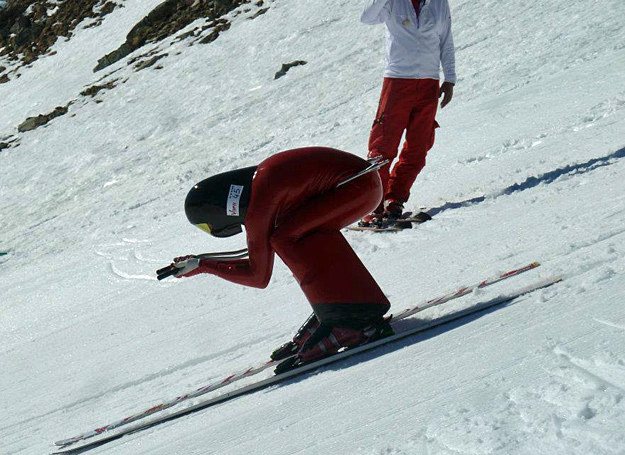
[549,275,564,285]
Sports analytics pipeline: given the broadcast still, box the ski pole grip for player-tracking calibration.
[157,266,178,281]
[156,265,173,276]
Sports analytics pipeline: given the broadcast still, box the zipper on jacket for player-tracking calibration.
[412,0,425,28]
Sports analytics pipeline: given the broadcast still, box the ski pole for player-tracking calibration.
[157,248,250,280]
[336,157,389,188]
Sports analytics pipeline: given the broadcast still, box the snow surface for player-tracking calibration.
[1,0,625,453]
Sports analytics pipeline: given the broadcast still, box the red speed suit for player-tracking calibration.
[193,147,391,327]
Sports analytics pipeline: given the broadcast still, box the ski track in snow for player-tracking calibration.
[594,319,625,332]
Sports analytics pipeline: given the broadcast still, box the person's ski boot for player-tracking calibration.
[270,313,320,361]
[358,209,386,228]
[358,214,384,228]
[274,318,394,374]
[384,200,405,221]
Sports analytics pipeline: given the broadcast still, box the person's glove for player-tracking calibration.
[439,81,454,108]
[172,255,202,278]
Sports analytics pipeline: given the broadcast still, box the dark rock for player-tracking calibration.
[274,60,307,80]
[94,42,132,72]
[248,7,268,19]
[93,0,253,72]
[134,53,168,71]
[18,105,69,132]
[80,79,119,97]
[0,73,8,83]
[0,134,18,151]
[100,1,117,16]
[0,0,124,67]
[199,21,230,44]
[173,29,197,42]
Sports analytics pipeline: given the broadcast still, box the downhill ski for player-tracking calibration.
[54,262,552,453]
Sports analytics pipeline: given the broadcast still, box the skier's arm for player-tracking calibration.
[360,0,391,25]
[174,179,278,287]
[439,0,456,84]
[195,254,274,289]
[177,242,273,289]
[179,217,272,289]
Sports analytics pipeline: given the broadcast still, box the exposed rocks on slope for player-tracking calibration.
[18,104,70,132]
[79,78,120,97]
[93,0,255,72]
[274,60,307,79]
[2,0,274,145]
[0,135,19,151]
[0,0,123,74]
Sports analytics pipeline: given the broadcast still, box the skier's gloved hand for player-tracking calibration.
[173,255,197,263]
[439,81,454,108]
[171,255,202,278]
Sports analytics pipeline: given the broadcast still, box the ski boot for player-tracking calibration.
[270,313,320,361]
[275,318,394,374]
[358,208,386,228]
[384,200,404,221]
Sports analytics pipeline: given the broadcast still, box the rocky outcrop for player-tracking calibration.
[18,104,69,132]
[80,79,120,97]
[0,134,20,151]
[0,0,123,68]
[94,0,250,72]
[274,60,307,79]
[134,53,168,71]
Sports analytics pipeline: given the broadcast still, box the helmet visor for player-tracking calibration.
[195,223,212,235]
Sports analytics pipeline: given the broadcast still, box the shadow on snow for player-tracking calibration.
[274,292,522,390]
[427,145,625,217]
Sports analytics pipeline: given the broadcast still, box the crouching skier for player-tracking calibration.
[170,147,394,372]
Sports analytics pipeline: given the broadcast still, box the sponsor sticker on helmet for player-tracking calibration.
[227,184,244,216]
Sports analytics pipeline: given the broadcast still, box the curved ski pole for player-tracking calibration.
[197,248,249,259]
[156,248,250,280]
[336,158,389,188]
[157,266,179,281]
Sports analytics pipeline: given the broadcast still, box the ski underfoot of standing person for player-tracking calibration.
[358,199,405,227]
[359,73,455,229]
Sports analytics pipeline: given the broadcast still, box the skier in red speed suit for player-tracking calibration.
[170,147,393,370]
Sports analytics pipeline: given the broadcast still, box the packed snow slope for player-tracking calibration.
[1,0,625,454]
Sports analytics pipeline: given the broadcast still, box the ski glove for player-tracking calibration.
[172,255,202,278]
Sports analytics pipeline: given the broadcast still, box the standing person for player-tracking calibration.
[169,147,393,370]
[360,0,456,226]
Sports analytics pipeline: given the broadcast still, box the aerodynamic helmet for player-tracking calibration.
[184,166,257,238]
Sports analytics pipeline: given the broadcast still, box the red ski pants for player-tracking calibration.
[368,78,440,205]
[270,172,390,326]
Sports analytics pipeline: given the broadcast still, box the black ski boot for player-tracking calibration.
[384,200,404,221]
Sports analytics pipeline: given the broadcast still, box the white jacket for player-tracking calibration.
[361,0,456,83]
